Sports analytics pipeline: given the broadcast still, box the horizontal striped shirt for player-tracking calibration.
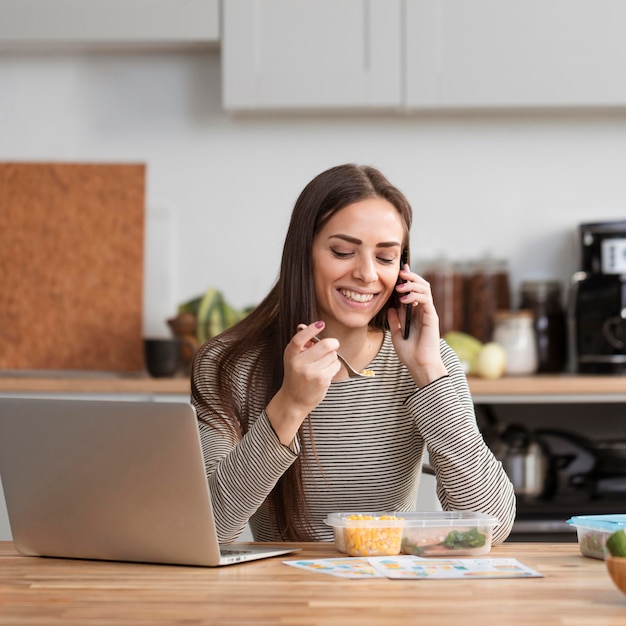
[192,333,516,544]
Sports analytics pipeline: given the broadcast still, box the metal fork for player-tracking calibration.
[309,335,374,379]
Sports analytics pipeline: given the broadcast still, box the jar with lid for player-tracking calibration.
[464,258,511,343]
[422,259,465,336]
[493,309,538,376]
[519,280,567,373]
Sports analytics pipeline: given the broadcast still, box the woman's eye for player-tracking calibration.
[331,249,353,258]
[377,257,396,265]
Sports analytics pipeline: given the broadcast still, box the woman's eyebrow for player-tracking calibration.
[329,234,401,248]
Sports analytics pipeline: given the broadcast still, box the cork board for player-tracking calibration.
[0,162,145,372]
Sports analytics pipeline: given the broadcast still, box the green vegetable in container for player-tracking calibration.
[441,527,487,550]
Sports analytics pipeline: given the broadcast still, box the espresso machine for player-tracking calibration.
[570,220,626,374]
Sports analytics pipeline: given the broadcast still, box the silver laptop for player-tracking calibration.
[0,397,298,566]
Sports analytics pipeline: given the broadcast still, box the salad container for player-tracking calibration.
[566,514,626,560]
[398,511,498,557]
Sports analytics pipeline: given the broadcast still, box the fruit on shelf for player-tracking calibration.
[443,331,482,374]
[474,342,507,380]
[444,331,507,380]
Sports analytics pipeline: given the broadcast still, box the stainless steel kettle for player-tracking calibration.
[495,424,552,500]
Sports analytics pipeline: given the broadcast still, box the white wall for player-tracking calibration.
[1,49,626,335]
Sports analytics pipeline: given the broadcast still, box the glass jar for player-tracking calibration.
[520,280,567,373]
[493,309,538,376]
[464,258,511,343]
[422,259,465,335]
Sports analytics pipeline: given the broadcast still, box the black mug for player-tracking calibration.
[144,338,182,378]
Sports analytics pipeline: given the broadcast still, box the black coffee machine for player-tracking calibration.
[570,220,626,374]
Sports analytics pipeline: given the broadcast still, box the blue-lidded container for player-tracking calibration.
[566,514,626,560]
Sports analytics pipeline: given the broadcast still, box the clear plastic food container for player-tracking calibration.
[398,511,499,557]
[325,511,499,558]
[324,513,405,556]
[566,515,626,560]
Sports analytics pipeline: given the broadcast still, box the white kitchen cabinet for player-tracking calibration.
[406,0,626,109]
[223,0,626,112]
[0,0,219,46]
[222,0,403,111]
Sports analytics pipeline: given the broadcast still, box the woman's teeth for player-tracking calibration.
[340,289,374,303]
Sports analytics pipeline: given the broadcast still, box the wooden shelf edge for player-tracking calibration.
[0,374,624,399]
[468,374,626,398]
[0,375,191,396]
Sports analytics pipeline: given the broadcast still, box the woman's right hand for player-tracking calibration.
[266,321,340,445]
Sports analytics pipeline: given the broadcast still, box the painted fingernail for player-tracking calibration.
[315,320,325,329]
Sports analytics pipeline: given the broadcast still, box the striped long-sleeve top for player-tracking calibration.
[192,332,516,545]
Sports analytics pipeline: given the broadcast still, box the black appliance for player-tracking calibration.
[476,403,626,543]
[570,220,626,374]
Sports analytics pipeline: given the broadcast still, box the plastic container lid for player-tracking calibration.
[324,512,405,528]
[566,514,626,532]
[398,511,499,527]
[325,511,499,528]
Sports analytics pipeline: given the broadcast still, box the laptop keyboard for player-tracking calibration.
[220,548,252,556]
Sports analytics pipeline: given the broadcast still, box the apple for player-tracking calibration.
[475,342,507,379]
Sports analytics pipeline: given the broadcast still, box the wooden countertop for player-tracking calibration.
[468,373,626,402]
[0,542,624,625]
[0,372,625,401]
[0,372,192,396]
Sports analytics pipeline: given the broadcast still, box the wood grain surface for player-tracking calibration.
[0,162,145,371]
[0,373,624,400]
[0,542,624,625]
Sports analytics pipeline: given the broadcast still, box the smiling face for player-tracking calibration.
[311,197,405,332]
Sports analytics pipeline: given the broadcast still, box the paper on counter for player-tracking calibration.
[283,557,384,578]
[368,556,543,579]
[283,556,543,580]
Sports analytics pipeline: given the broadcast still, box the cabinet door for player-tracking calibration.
[406,0,626,109]
[222,0,402,111]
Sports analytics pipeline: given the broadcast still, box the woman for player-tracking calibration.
[191,164,515,544]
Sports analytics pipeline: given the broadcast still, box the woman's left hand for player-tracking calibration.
[387,265,449,387]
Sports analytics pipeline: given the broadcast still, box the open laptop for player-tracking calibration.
[0,397,298,566]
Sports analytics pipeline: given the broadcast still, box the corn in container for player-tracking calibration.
[324,513,404,557]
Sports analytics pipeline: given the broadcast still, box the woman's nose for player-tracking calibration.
[353,256,377,283]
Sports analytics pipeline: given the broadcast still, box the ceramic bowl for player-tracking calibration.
[606,555,626,595]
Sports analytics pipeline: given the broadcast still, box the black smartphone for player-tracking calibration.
[396,248,411,340]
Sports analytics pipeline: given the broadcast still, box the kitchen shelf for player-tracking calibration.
[0,373,191,398]
[469,375,626,404]
[0,373,624,403]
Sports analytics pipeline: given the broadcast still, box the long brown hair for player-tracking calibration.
[192,164,413,540]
